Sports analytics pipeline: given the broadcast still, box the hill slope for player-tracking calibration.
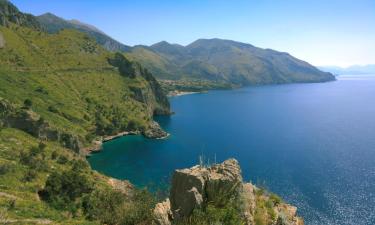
[0,1,170,223]
[37,12,131,52]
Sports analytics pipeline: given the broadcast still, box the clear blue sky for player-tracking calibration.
[12,0,375,67]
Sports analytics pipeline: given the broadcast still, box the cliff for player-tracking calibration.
[154,159,304,225]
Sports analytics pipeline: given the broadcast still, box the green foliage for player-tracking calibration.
[177,202,243,225]
[108,52,136,78]
[0,24,168,149]
[83,188,155,225]
[127,39,335,88]
[40,168,93,210]
[23,98,32,109]
[0,162,13,175]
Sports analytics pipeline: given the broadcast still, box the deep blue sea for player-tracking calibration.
[88,75,375,225]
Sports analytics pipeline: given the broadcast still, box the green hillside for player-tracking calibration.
[0,1,170,223]
[37,13,131,52]
[0,23,169,149]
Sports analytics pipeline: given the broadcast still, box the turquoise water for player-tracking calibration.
[88,75,375,225]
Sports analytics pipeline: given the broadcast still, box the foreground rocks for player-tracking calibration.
[143,121,169,139]
[154,159,303,225]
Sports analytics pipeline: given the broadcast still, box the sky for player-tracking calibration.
[11,0,375,67]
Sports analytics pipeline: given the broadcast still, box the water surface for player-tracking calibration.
[89,75,375,225]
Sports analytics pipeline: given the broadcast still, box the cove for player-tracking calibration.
[88,75,375,225]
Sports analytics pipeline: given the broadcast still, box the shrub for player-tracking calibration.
[270,193,282,205]
[23,99,32,109]
[51,151,58,160]
[39,169,93,210]
[56,155,68,164]
[177,201,243,225]
[0,163,13,175]
[22,169,37,182]
[83,188,155,225]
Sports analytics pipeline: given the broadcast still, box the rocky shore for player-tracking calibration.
[154,159,304,225]
[167,90,201,97]
[83,121,169,155]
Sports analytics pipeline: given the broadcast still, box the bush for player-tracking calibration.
[56,155,68,164]
[39,169,93,210]
[177,202,243,225]
[22,169,37,182]
[23,99,32,109]
[83,189,155,225]
[51,151,58,160]
[0,163,13,175]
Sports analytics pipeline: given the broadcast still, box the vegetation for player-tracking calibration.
[176,202,243,225]
[126,39,335,89]
[0,21,169,149]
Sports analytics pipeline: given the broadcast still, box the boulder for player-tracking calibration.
[170,165,207,219]
[206,158,243,206]
[169,159,242,219]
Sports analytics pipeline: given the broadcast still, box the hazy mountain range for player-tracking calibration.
[319,65,375,75]
[37,13,334,87]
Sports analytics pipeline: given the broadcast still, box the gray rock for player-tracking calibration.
[206,158,243,206]
[169,159,242,220]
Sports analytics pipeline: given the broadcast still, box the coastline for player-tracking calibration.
[167,90,203,97]
[83,130,140,155]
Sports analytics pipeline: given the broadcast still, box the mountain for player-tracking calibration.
[35,13,334,89]
[37,12,131,52]
[319,64,375,75]
[127,39,335,87]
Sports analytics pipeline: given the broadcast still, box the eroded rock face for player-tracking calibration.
[154,199,172,225]
[241,183,256,224]
[169,159,242,219]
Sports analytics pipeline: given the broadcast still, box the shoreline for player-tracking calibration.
[167,90,203,97]
[83,130,140,155]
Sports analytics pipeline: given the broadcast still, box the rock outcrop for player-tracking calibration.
[143,121,169,139]
[153,159,304,225]
[0,98,81,152]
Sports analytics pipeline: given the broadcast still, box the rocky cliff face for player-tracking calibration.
[154,159,304,225]
[0,98,81,152]
[0,0,41,29]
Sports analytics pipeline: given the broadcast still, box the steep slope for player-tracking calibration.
[37,12,131,52]
[0,2,169,224]
[0,1,170,151]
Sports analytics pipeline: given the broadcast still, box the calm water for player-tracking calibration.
[89,75,375,225]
